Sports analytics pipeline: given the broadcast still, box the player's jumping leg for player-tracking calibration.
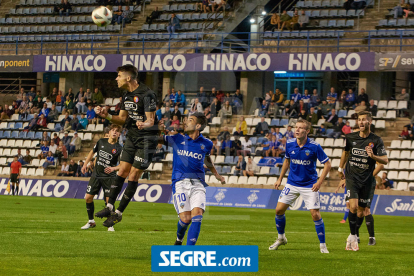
[175,217,190,245]
[364,207,376,245]
[186,208,204,246]
[346,198,360,251]
[81,194,96,230]
[310,209,329,253]
[269,202,289,250]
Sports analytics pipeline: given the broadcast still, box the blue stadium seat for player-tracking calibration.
[328,20,337,27]
[319,20,328,28]
[320,10,329,18]
[338,109,347,117]
[346,19,354,27]
[0,131,3,138]
[321,0,330,7]
[186,4,195,11]
[256,137,264,145]
[270,167,280,176]
[18,131,27,139]
[183,13,192,21]
[397,18,407,27]
[378,19,387,27]
[249,137,257,145]
[347,10,356,17]
[224,156,233,165]
[336,19,346,27]
[191,13,200,20]
[338,9,347,17]
[331,0,340,7]
[313,0,322,7]
[270,119,280,126]
[304,1,313,7]
[170,4,178,11]
[27,131,35,139]
[44,7,52,14]
[407,18,414,26]
[7,123,14,129]
[11,131,19,138]
[12,18,20,25]
[280,119,289,126]
[3,131,11,138]
[388,19,397,27]
[16,8,24,15]
[35,132,43,139]
[14,122,23,129]
[329,10,338,17]
[386,29,397,36]
[296,1,305,8]
[403,29,414,36]
[222,166,231,175]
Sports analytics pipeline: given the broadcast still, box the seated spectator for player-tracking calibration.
[197,87,209,109]
[210,98,220,117]
[75,97,87,114]
[217,126,230,141]
[285,99,298,118]
[328,117,345,138]
[310,89,321,107]
[238,137,252,156]
[216,90,225,102]
[35,114,48,130]
[14,149,24,165]
[381,172,394,190]
[204,106,211,124]
[39,102,50,118]
[170,115,180,129]
[60,0,72,16]
[267,101,279,118]
[287,10,299,30]
[190,98,203,113]
[269,135,282,157]
[400,126,410,139]
[55,112,71,132]
[172,105,182,121]
[52,133,60,145]
[175,90,186,107]
[211,138,219,155]
[55,141,68,163]
[280,10,292,30]
[396,88,410,101]
[232,136,243,155]
[285,125,295,139]
[83,88,92,101]
[390,0,408,19]
[212,0,225,12]
[317,100,331,116]
[301,89,310,104]
[155,104,163,121]
[298,109,307,120]
[86,105,97,124]
[270,13,281,31]
[317,124,327,136]
[68,132,82,155]
[296,100,308,114]
[324,109,338,128]
[167,13,180,34]
[351,0,366,10]
[76,114,89,131]
[297,10,309,29]
[41,131,51,145]
[327,87,338,103]
[56,90,64,107]
[345,89,356,109]
[48,104,59,122]
[67,159,78,177]
[92,88,104,105]
[357,88,369,104]
[64,95,75,114]
[342,120,352,134]
[277,137,287,157]
[42,151,55,169]
[234,155,246,176]
[49,140,57,155]
[117,5,134,26]
[23,113,38,131]
[18,96,30,119]
[354,101,367,113]
[146,6,161,24]
[235,116,248,135]
[338,90,347,109]
[197,0,211,13]
[291,88,301,102]
[218,101,232,123]
[62,132,72,148]
[368,99,377,117]
[254,117,269,135]
[259,100,268,117]
[21,149,33,166]
[70,113,79,131]
[57,160,70,176]
[112,5,123,24]
[75,160,85,177]
[38,141,49,159]
[152,144,166,162]
[274,89,284,106]
[243,156,258,177]
[220,135,233,156]
[54,0,64,14]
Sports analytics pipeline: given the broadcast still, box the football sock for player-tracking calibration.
[12,185,14,196]
[117,181,138,213]
[176,219,190,241]
[356,216,364,237]
[106,203,114,211]
[107,175,126,206]
[343,209,349,221]
[186,215,202,245]
[348,212,357,235]
[365,214,375,237]
[86,202,94,220]
[275,214,286,238]
[16,186,19,195]
[314,218,326,244]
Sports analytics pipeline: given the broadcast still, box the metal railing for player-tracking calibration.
[1,29,414,55]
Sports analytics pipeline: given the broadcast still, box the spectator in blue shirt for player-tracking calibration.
[220,135,233,156]
[345,89,356,109]
[39,103,50,118]
[170,88,177,102]
[175,90,186,107]
[302,89,311,104]
[75,114,88,131]
[310,89,321,107]
[285,125,295,139]
[38,141,50,159]
[156,104,163,121]
[317,124,327,136]
[167,13,181,34]
[86,105,97,124]
[42,151,55,169]
[197,87,209,108]
[291,88,301,103]
[259,100,269,117]
[327,87,337,103]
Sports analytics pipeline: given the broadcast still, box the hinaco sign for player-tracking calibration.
[33,52,376,72]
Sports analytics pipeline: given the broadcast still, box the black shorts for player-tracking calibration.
[10,173,18,183]
[120,136,158,170]
[86,177,113,197]
[346,178,376,208]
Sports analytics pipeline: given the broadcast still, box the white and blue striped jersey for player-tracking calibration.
[285,138,329,188]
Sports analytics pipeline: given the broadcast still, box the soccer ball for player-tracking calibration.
[91,6,112,27]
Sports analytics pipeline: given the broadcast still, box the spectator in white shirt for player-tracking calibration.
[243,156,258,176]
[57,160,69,176]
[190,98,203,113]
[48,140,58,154]
[238,138,252,156]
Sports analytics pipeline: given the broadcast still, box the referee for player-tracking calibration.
[337,111,388,251]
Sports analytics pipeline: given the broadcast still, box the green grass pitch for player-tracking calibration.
[1,196,413,276]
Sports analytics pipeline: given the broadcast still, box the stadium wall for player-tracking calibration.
[1,177,413,217]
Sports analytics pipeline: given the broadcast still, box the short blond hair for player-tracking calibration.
[296,118,311,130]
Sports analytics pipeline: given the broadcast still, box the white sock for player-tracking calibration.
[278,233,285,240]
[320,243,326,247]
[89,219,95,223]
[107,203,114,211]
[176,238,182,242]
[115,210,122,215]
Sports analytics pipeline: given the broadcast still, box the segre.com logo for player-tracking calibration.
[151,246,258,272]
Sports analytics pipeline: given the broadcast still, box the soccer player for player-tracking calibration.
[80,124,122,232]
[94,65,158,228]
[162,112,225,245]
[269,119,331,253]
[336,111,388,251]
[9,156,22,196]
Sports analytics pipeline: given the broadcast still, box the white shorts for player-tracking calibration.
[278,183,320,210]
[172,179,206,214]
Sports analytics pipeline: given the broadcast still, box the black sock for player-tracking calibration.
[16,186,19,195]
[12,186,15,195]
[86,202,94,220]
[107,175,126,206]
[117,181,138,213]
[356,216,364,237]
[365,214,375,237]
[348,212,357,235]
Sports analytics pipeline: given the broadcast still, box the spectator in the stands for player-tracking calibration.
[219,101,232,123]
[197,87,209,108]
[18,96,30,119]
[235,116,248,135]
[197,0,211,13]
[297,99,308,114]
[343,0,353,10]
[328,117,345,138]
[155,104,163,121]
[345,88,356,109]
[380,172,394,190]
[368,99,377,116]
[357,88,369,104]
[55,112,70,132]
[273,127,283,141]
[57,160,70,176]
[204,106,212,124]
[118,5,134,26]
[327,87,338,103]
[45,98,53,109]
[62,132,71,148]
[52,133,60,145]
[86,105,98,124]
[55,141,68,163]
[259,99,268,117]
[175,90,186,107]
[171,105,182,121]
[84,88,92,101]
[324,108,338,128]
[39,102,50,118]
[243,156,258,177]
[400,126,410,139]
[163,89,171,105]
[21,149,32,166]
[232,136,243,155]
[224,92,233,105]
[170,115,180,129]
[280,10,291,30]
[285,125,295,139]
[64,96,75,114]
[396,88,410,101]
[55,90,64,107]
[355,101,367,113]
[112,5,123,24]
[211,138,219,155]
[342,120,352,134]
[351,0,366,10]
[301,89,310,104]
[285,99,298,118]
[92,88,104,105]
[75,160,86,177]
[274,89,284,106]
[233,127,244,136]
[210,98,220,117]
[291,87,301,102]
[170,88,177,104]
[287,10,299,30]
[67,159,78,177]
[70,113,79,131]
[23,113,38,131]
[47,104,59,122]
[337,90,347,109]
[234,155,246,176]
[75,114,88,131]
[42,151,55,169]
[167,13,180,34]
[38,141,49,159]
[163,105,172,121]
[270,13,281,31]
[390,0,409,19]
[310,89,321,107]
[190,98,203,113]
[216,90,225,102]
[75,97,87,114]
[298,109,307,120]
[16,88,25,105]
[297,10,309,30]
[49,140,57,155]
[35,114,48,130]
[68,132,82,155]
[74,87,84,103]
[41,131,51,145]
[217,126,230,141]
[59,0,72,16]
[267,101,279,118]
[54,0,64,14]
[317,100,331,116]
[152,144,166,162]
[146,6,161,24]
[254,117,269,135]
[221,134,233,156]
[317,124,327,136]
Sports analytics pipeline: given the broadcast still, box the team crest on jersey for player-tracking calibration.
[134,96,139,103]
[112,149,117,154]
[305,150,310,156]
[368,142,374,148]
[200,144,205,150]
[180,203,185,209]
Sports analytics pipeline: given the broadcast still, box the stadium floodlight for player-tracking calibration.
[250,18,255,23]
[274,71,287,74]
[261,11,266,15]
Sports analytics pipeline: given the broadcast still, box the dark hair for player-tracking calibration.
[117,65,138,80]
[191,112,207,131]
[104,126,111,134]
[110,124,122,132]
[357,111,372,121]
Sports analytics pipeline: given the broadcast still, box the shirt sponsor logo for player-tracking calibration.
[99,150,113,160]
[124,101,138,110]
[135,156,148,163]
[291,159,311,165]
[177,150,203,160]
[352,148,368,157]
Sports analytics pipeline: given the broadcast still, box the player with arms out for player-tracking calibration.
[269,119,331,253]
[81,124,123,231]
[162,112,225,245]
[337,111,387,250]
[94,65,158,228]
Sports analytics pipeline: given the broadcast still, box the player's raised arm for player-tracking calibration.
[96,107,128,126]
[82,149,95,174]
[204,155,225,184]
[274,158,290,189]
